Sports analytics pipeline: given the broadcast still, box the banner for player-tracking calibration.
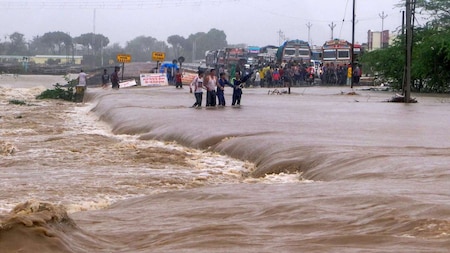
[119,79,137,88]
[181,72,197,85]
[140,73,168,87]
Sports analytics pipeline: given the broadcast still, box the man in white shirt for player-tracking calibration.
[78,69,87,86]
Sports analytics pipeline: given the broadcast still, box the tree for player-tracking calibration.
[40,31,73,55]
[204,28,227,50]
[416,0,450,28]
[361,0,450,93]
[187,32,205,62]
[167,35,186,59]
[103,43,125,65]
[412,27,450,92]
[73,33,109,56]
[8,32,28,55]
[125,36,168,62]
[184,28,228,62]
[362,27,450,92]
[361,40,405,88]
[29,35,49,55]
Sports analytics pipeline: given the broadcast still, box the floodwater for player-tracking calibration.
[1,75,449,252]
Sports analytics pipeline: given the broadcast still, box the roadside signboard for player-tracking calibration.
[116,54,131,63]
[140,73,168,86]
[152,52,165,62]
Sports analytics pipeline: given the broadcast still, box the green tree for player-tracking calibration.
[361,0,450,93]
[8,32,28,55]
[167,35,186,59]
[103,43,125,65]
[204,28,227,50]
[73,33,109,56]
[29,35,49,55]
[416,0,450,28]
[412,27,450,92]
[187,32,206,62]
[184,28,228,62]
[125,36,168,62]
[361,40,405,88]
[40,31,73,55]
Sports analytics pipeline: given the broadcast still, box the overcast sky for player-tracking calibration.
[1,0,407,48]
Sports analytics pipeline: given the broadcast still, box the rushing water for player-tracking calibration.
[1,75,450,252]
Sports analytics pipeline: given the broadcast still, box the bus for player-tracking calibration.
[205,50,217,68]
[246,46,261,66]
[322,39,352,65]
[276,39,311,65]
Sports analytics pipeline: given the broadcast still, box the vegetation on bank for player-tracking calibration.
[36,84,74,101]
[8,99,27,105]
[36,75,77,101]
[361,0,450,93]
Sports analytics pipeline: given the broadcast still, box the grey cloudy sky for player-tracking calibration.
[1,0,407,47]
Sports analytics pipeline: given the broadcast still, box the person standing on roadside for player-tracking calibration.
[175,69,183,88]
[346,64,352,86]
[254,70,261,87]
[217,72,231,106]
[190,70,204,108]
[101,68,109,89]
[111,66,120,90]
[77,69,87,86]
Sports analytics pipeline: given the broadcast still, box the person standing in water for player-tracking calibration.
[101,69,109,89]
[217,72,231,106]
[111,66,120,90]
[203,68,218,107]
[232,72,243,106]
[190,70,204,108]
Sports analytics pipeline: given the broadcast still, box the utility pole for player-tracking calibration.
[351,0,355,88]
[92,8,96,58]
[379,11,388,48]
[328,22,336,40]
[277,29,285,46]
[404,0,414,103]
[306,22,313,45]
[192,39,196,63]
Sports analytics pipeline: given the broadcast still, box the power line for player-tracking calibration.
[0,0,240,9]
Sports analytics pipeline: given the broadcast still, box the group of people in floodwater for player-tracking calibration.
[189,68,250,108]
[187,59,362,108]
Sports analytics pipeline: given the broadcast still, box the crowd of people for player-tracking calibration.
[79,60,362,108]
[231,60,362,88]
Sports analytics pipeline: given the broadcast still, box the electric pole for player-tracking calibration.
[404,0,414,103]
[328,22,336,40]
[379,11,388,48]
[351,0,355,88]
[277,29,285,46]
[306,22,313,45]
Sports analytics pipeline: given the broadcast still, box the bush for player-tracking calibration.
[36,83,74,101]
[8,99,27,105]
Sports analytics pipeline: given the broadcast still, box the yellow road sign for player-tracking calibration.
[152,51,165,61]
[117,54,131,63]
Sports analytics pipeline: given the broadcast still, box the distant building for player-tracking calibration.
[367,30,391,51]
[32,55,83,65]
[0,55,83,65]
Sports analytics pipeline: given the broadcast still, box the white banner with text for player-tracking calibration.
[140,73,169,87]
